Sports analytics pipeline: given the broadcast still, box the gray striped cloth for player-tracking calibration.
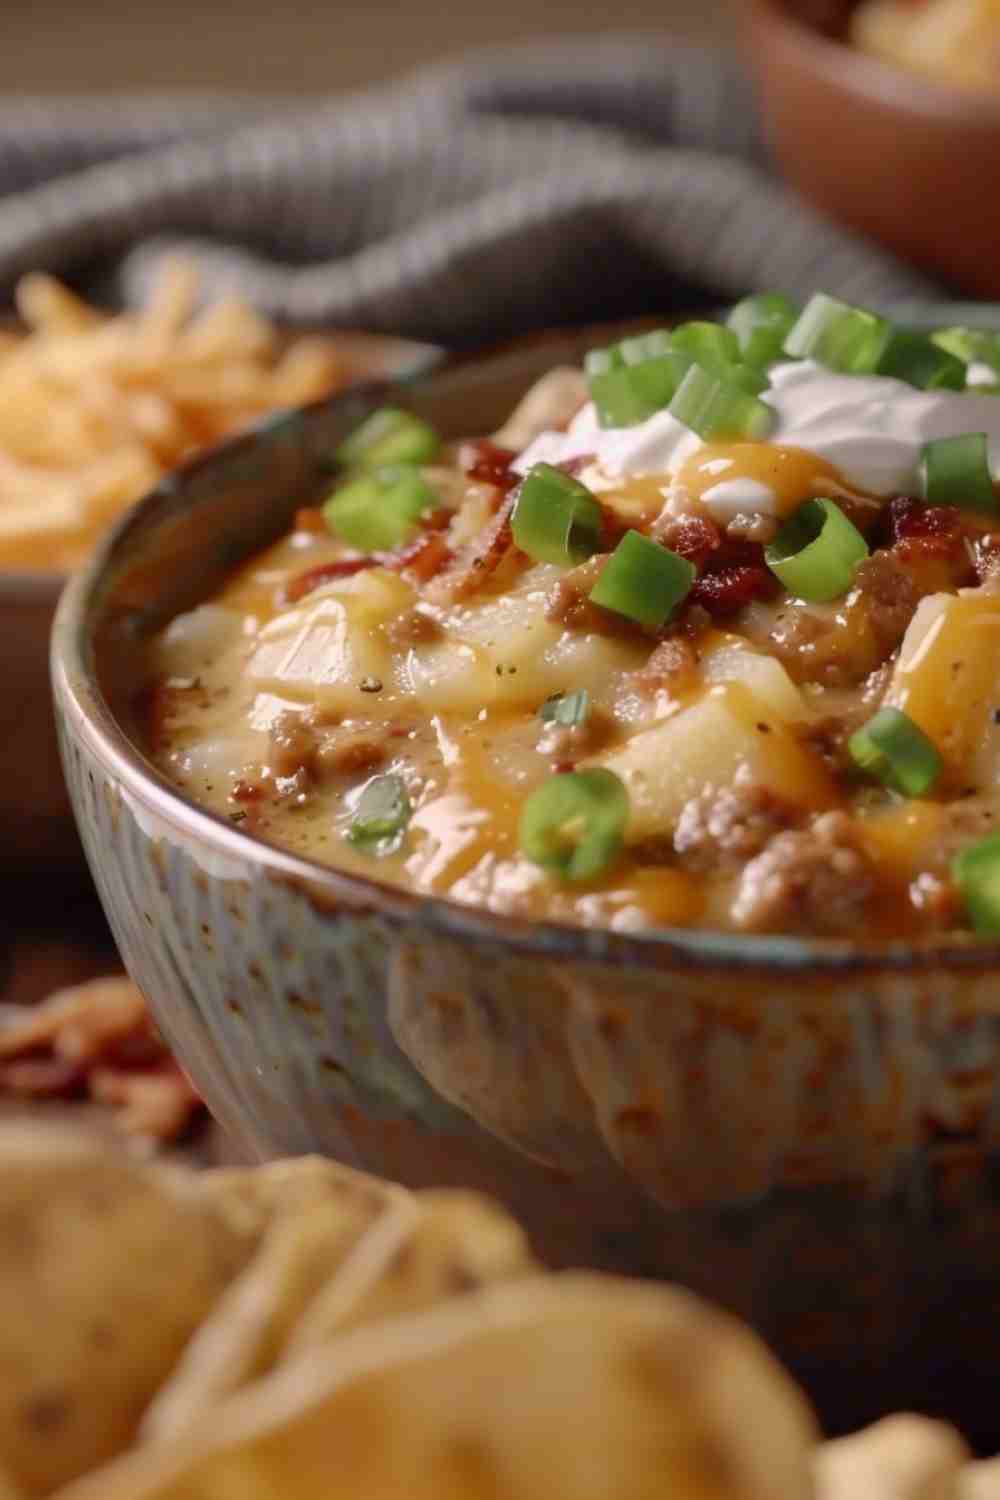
[0,37,939,344]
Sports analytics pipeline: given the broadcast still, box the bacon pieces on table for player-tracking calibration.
[0,976,204,1145]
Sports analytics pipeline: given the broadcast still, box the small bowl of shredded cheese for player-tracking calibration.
[0,258,438,867]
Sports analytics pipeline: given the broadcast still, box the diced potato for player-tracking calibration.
[884,590,1000,788]
[408,567,646,713]
[247,569,415,713]
[595,684,834,843]
[157,605,244,677]
[700,635,809,723]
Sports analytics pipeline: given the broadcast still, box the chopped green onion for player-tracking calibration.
[666,322,768,393]
[668,321,741,368]
[668,363,776,441]
[337,407,439,470]
[589,530,695,628]
[875,330,965,391]
[765,497,868,603]
[511,464,603,566]
[347,774,412,850]
[784,293,890,374]
[540,689,590,728]
[618,329,674,364]
[932,326,1000,376]
[323,465,437,551]
[920,433,997,513]
[588,352,692,428]
[519,768,629,883]
[584,345,625,376]
[953,833,1000,935]
[847,707,942,797]
[727,292,799,368]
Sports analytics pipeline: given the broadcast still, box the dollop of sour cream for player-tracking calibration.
[513,360,1000,520]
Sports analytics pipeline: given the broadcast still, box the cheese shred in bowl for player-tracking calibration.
[143,293,1000,942]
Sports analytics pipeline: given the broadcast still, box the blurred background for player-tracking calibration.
[5,0,735,91]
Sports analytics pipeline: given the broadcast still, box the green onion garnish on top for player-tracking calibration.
[847,707,942,798]
[726,292,800,368]
[875,330,965,391]
[587,350,692,429]
[667,321,741,371]
[765,497,868,603]
[881,331,965,393]
[585,323,766,429]
[669,322,768,394]
[953,832,1000,935]
[519,768,629,883]
[668,362,776,441]
[920,433,997,513]
[323,465,437,552]
[784,293,890,375]
[511,464,604,567]
[932,326,1000,376]
[540,689,590,728]
[336,407,440,471]
[347,774,412,851]
[618,329,674,365]
[589,530,695,628]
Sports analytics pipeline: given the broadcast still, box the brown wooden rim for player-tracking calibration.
[747,0,1000,125]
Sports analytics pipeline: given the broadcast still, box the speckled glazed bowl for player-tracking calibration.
[52,325,1000,1442]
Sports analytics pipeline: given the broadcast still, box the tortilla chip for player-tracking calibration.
[180,1155,406,1245]
[0,1126,246,1496]
[815,1416,969,1500]
[143,1180,406,1441]
[289,1189,537,1352]
[56,1274,817,1500]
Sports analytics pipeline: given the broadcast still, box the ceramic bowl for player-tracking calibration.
[745,0,1000,298]
[52,325,1000,1441]
[0,331,438,870]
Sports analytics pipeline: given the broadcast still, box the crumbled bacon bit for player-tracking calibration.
[424,490,519,605]
[459,439,519,493]
[283,555,372,603]
[292,506,328,534]
[885,496,965,558]
[689,563,778,617]
[284,510,452,602]
[0,977,204,1144]
[650,520,779,619]
[385,529,452,583]
[652,514,722,569]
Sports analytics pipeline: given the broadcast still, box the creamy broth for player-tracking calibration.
[143,316,1000,940]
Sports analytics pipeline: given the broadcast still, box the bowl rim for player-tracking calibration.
[51,332,1000,981]
[747,0,1000,127]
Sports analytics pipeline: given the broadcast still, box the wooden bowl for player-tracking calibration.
[744,0,1000,298]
